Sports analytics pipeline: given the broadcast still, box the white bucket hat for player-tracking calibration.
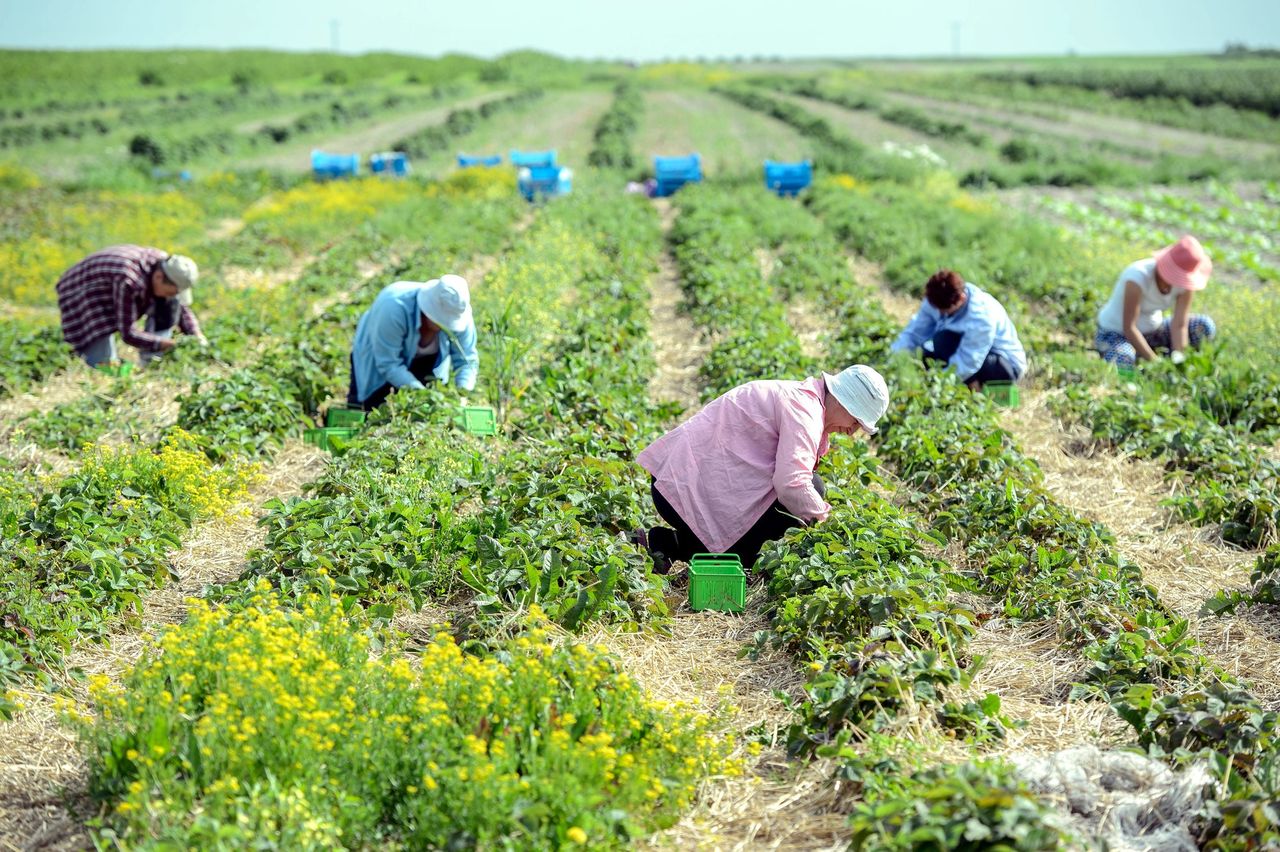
[823,365,890,435]
[162,254,198,306]
[416,274,472,333]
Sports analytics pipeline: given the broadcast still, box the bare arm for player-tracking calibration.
[1121,280,1158,362]
[1170,291,1193,352]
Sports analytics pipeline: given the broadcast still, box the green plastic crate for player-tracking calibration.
[982,380,1019,408]
[458,405,497,436]
[96,362,134,377]
[688,554,746,613]
[325,406,366,428]
[303,426,360,452]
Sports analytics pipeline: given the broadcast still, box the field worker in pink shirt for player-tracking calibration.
[634,364,889,573]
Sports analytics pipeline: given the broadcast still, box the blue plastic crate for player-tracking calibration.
[518,165,572,201]
[370,151,410,176]
[653,153,702,197]
[457,153,502,167]
[510,149,557,168]
[311,149,359,179]
[764,159,812,196]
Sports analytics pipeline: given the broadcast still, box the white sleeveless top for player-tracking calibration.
[1097,258,1178,334]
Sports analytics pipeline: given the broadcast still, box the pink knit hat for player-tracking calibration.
[1154,235,1211,292]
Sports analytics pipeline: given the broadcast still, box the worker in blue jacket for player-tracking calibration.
[347,275,479,411]
[890,269,1027,390]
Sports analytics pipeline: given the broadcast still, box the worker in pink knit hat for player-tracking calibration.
[1094,235,1216,369]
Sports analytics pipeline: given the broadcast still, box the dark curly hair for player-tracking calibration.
[924,269,965,311]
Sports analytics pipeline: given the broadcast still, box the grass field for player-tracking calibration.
[2,48,1280,850]
[635,88,813,176]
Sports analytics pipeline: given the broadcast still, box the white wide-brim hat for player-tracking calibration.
[823,365,890,435]
[162,254,198,306]
[416,274,472,333]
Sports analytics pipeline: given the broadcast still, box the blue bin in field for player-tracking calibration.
[311,149,359,179]
[458,153,502,168]
[370,151,410,176]
[764,160,812,196]
[510,149,557,168]
[518,165,572,201]
[653,154,702,197]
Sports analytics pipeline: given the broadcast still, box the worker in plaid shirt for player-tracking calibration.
[55,245,208,367]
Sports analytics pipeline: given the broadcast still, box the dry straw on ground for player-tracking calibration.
[1002,389,1280,708]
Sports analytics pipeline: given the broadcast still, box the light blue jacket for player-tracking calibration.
[890,282,1027,380]
[350,282,478,402]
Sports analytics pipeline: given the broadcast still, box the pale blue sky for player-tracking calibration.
[1,0,1276,61]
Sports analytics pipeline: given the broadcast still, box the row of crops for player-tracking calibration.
[1032,184,1280,285]
[4,50,1280,846]
[744,75,1280,189]
[3,179,773,845]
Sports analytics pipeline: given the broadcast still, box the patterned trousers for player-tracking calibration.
[1094,315,1215,368]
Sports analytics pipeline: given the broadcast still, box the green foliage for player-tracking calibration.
[1,432,252,712]
[588,82,643,170]
[391,90,543,159]
[989,61,1280,118]
[847,759,1069,851]
[75,589,739,848]
[717,86,930,183]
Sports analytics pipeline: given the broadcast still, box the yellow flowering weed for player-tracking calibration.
[76,589,740,848]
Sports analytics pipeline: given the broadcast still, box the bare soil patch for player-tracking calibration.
[844,254,917,326]
[647,200,708,413]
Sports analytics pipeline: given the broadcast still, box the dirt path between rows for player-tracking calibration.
[845,254,917,326]
[646,200,708,414]
[1002,390,1280,707]
[636,202,854,849]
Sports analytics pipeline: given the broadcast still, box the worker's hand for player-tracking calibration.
[1169,349,1186,365]
[196,334,210,348]
[158,338,177,352]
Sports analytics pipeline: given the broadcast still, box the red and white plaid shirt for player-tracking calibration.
[55,245,202,353]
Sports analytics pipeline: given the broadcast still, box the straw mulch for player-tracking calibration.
[1002,389,1280,708]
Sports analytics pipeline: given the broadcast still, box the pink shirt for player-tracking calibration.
[637,376,832,553]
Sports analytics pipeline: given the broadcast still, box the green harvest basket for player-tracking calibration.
[325,406,367,428]
[982,381,1019,408]
[457,405,497,436]
[1117,366,1139,381]
[303,426,360,452]
[688,554,746,613]
[96,362,134,377]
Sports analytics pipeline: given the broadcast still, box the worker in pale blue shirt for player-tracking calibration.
[890,269,1027,389]
[347,275,479,411]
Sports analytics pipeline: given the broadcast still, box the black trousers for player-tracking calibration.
[923,329,1020,385]
[647,473,825,571]
[346,353,438,412]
